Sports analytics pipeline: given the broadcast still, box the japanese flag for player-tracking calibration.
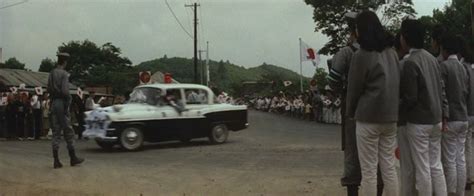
[283,81,292,87]
[10,87,18,94]
[35,87,43,95]
[77,87,83,99]
[19,83,26,90]
[300,40,320,67]
[139,71,152,85]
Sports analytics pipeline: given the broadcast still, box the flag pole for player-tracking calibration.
[299,38,303,93]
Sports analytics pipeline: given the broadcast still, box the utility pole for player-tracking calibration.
[198,46,209,85]
[206,41,210,86]
[198,50,204,84]
[472,0,474,38]
[185,2,200,84]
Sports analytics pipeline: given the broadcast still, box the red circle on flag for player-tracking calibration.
[140,72,151,84]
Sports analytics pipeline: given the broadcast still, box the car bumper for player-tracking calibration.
[86,128,119,142]
[95,136,118,142]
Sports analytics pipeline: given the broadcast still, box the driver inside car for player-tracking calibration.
[165,90,187,114]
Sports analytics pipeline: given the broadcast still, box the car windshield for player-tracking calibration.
[128,87,163,105]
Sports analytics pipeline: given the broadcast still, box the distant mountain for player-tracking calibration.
[135,56,310,95]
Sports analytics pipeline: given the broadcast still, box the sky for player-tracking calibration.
[0,0,449,77]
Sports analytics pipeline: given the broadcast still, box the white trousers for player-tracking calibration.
[356,121,399,196]
[465,117,474,184]
[442,121,469,196]
[398,125,417,196]
[406,123,447,196]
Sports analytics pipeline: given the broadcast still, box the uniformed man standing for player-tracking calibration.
[327,12,362,196]
[47,52,84,169]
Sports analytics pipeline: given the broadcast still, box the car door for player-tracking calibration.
[182,88,209,137]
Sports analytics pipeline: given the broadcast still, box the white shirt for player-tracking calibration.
[448,54,459,61]
[85,97,96,110]
[30,95,41,109]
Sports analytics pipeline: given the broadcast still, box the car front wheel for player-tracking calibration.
[120,127,144,151]
[208,124,229,144]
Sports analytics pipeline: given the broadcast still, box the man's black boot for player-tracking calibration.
[53,149,62,169]
[346,185,358,196]
[68,149,84,166]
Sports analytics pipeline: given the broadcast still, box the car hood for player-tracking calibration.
[85,103,156,118]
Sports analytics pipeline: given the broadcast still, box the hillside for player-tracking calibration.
[135,56,310,95]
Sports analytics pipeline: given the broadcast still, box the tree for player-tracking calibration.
[1,57,26,70]
[432,0,473,44]
[416,0,473,53]
[304,0,416,55]
[57,40,133,95]
[216,60,228,85]
[313,68,328,92]
[38,58,55,72]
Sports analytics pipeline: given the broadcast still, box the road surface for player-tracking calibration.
[1,110,356,195]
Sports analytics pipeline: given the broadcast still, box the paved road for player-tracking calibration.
[0,110,345,195]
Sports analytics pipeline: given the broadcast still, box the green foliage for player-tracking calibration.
[38,58,55,72]
[1,57,26,70]
[313,68,328,91]
[136,57,310,96]
[304,0,415,55]
[417,0,473,52]
[418,15,436,51]
[57,40,133,95]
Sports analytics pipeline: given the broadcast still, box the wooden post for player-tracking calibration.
[471,0,474,38]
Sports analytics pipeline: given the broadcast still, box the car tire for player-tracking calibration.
[96,140,116,150]
[208,124,229,144]
[120,127,144,151]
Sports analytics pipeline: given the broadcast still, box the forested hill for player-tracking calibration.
[136,56,311,95]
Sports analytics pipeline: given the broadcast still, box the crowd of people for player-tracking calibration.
[331,10,474,196]
[0,92,50,140]
[247,90,342,124]
[0,91,104,141]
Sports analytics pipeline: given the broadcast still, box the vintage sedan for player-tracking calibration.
[83,84,248,151]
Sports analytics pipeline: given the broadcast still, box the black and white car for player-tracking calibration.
[83,83,248,151]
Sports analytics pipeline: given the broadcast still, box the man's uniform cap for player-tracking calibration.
[344,12,358,19]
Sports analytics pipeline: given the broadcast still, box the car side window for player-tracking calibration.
[165,89,183,103]
[185,89,208,105]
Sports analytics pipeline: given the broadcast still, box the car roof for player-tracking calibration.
[137,83,211,91]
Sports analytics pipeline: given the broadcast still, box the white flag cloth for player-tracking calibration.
[35,87,43,95]
[283,81,292,87]
[139,71,152,85]
[19,83,26,90]
[77,87,83,99]
[300,40,320,67]
[10,87,18,94]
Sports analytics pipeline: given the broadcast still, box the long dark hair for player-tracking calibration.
[356,10,392,52]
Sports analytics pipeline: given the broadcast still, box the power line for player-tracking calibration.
[0,0,28,10]
[164,0,193,39]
